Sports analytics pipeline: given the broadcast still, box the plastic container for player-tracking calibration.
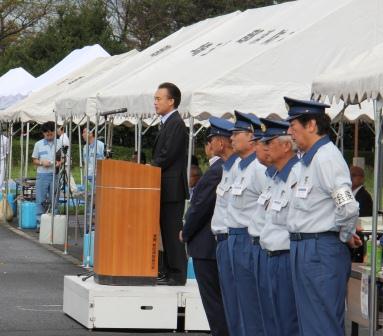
[7,194,16,214]
[187,258,196,279]
[83,231,95,267]
[20,201,37,229]
[39,214,66,244]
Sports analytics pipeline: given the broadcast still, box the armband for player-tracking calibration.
[332,187,354,208]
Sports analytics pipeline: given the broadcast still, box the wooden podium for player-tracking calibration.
[93,160,161,285]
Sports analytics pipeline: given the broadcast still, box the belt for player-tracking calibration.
[215,233,228,242]
[267,249,289,257]
[251,236,260,245]
[290,231,338,241]
[228,227,248,235]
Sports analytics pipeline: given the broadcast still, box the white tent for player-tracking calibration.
[60,0,381,122]
[1,50,141,123]
[312,42,383,105]
[0,68,35,109]
[0,44,110,113]
[54,11,241,119]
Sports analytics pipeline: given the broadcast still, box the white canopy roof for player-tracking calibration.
[67,0,381,122]
[0,68,35,109]
[54,12,240,119]
[312,42,383,105]
[0,44,109,114]
[1,50,140,123]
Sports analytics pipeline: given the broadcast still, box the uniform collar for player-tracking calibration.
[223,153,238,171]
[301,135,330,166]
[266,165,277,178]
[239,152,256,170]
[276,155,299,182]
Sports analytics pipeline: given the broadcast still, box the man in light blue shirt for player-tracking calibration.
[209,117,242,336]
[32,122,57,229]
[82,127,105,182]
[285,97,361,336]
[258,119,299,336]
[226,111,266,336]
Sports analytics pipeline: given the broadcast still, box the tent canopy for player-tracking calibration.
[312,42,383,105]
[54,0,383,122]
[0,68,35,110]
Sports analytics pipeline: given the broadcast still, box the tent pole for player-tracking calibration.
[8,123,13,190]
[354,119,359,158]
[24,122,30,178]
[83,117,90,267]
[369,98,382,336]
[20,122,24,182]
[50,113,58,245]
[64,117,73,255]
[187,116,194,185]
[137,117,142,163]
[78,125,83,185]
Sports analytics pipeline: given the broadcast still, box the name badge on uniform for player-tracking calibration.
[296,184,312,199]
[271,199,288,212]
[257,192,270,205]
[232,185,243,196]
[216,185,225,197]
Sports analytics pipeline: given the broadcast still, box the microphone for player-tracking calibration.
[100,108,127,117]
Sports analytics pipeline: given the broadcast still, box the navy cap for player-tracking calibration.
[284,97,330,121]
[208,117,234,138]
[231,110,262,133]
[260,118,290,142]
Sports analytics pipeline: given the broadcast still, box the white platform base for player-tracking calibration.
[63,275,209,331]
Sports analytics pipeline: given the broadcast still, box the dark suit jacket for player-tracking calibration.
[355,186,373,217]
[182,158,223,259]
[152,111,189,203]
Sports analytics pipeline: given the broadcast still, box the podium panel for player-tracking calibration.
[94,160,161,285]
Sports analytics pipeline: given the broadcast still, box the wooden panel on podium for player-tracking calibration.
[94,160,161,285]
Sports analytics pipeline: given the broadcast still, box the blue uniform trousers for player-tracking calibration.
[290,235,351,336]
[267,252,299,336]
[216,237,244,336]
[254,246,276,336]
[228,228,264,336]
[35,173,54,226]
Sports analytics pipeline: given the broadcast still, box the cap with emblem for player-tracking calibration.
[208,117,234,138]
[284,97,330,121]
[230,110,262,133]
[260,118,290,142]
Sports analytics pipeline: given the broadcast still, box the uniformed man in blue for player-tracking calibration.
[259,118,299,336]
[32,121,58,229]
[181,118,231,336]
[285,97,362,336]
[247,124,276,335]
[210,117,242,336]
[226,111,266,336]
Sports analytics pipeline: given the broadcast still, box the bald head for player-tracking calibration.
[350,165,365,190]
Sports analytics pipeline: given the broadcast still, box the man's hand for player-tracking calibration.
[179,230,184,243]
[40,159,52,167]
[347,233,363,249]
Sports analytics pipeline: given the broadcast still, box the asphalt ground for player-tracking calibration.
[0,222,208,336]
[3,216,380,336]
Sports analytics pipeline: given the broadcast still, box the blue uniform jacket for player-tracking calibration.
[182,158,224,259]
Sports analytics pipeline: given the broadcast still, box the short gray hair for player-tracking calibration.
[278,135,298,153]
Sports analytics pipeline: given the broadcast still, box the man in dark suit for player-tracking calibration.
[350,165,373,262]
[152,82,189,286]
[180,119,233,336]
[350,165,373,217]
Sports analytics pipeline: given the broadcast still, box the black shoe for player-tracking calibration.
[157,276,186,286]
[157,272,167,281]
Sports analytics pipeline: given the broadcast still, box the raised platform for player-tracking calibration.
[63,275,209,331]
